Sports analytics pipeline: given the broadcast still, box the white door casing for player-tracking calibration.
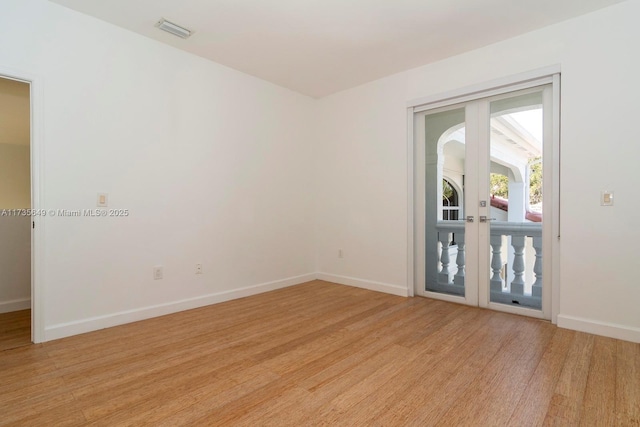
[409,68,560,322]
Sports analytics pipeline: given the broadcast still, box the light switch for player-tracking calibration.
[601,191,614,206]
[97,193,108,207]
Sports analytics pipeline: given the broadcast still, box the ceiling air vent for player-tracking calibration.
[156,18,192,39]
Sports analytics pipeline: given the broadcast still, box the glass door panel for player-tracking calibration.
[424,107,467,297]
[487,90,545,310]
[416,79,554,319]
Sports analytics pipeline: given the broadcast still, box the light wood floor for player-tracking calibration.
[1,281,638,426]
[0,309,31,352]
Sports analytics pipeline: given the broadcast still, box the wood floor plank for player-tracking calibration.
[507,327,574,426]
[259,297,434,378]
[580,336,617,426]
[429,317,556,426]
[543,332,595,426]
[0,390,79,426]
[0,280,637,426]
[84,364,279,426]
[0,309,31,352]
[266,345,407,426]
[375,310,520,426]
[2,401,87,427]
[225,386,313,427]
[337,308,494,425]
[153,370,284,426]
[615,340,640,426]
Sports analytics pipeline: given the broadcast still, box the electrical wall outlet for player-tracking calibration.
[601,190,614,206]
[195,264,203,274]
[153,266,163,280]
[97,193,108,207]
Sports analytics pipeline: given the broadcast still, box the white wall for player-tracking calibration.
[0,143,30,209]
[316,0,640,342]
[0,216,31,313]
[0,0,316,339]
[0,143,31,312]
[315,72,410,295]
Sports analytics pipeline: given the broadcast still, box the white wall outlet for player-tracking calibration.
[338,249,344,258]
[601,190,614,206]
[195,264,203,274]
[97,193,108,207]
[153,266,163,280]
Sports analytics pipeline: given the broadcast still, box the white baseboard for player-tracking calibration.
[316,273,409,297]
[557,314,640,344]
[44,273,317,341]
[0,298,31,314]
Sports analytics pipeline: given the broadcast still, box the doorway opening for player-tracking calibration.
[0,76,32,350]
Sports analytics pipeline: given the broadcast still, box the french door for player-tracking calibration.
[413,76,558,320]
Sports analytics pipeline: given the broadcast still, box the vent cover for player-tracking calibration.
[156,18,192,39]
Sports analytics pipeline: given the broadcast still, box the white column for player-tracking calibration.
[490,234,503,292]
[532,235,543,297]
[438,232,452,285]
[454,233,465,287]
[510,235,526,295]
[507,180,526,222]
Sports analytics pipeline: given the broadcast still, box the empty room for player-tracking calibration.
[0,0,639,425]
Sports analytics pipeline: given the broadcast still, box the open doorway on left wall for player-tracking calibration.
[0,76,32,351]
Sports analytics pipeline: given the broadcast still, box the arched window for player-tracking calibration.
[442,179,459,220]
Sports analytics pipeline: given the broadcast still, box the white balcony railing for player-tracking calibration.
[432,221,542,309]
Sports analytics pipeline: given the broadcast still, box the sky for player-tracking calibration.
[508,109,543,144]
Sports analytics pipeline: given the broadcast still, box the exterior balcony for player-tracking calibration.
[432,220,542,309]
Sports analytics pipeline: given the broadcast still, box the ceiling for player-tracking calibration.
[50,0,626,98]
[0,78,30,146]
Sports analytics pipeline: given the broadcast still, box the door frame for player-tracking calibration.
[0,66,45,343]
[407,65,561,323]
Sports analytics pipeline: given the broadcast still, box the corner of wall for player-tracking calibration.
[316,272,409,297]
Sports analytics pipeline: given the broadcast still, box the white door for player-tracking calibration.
[413,79,558,320]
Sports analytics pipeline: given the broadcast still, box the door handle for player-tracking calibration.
[466,216,474,223]
[479,216,496,223]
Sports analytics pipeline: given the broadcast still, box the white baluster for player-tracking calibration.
[454,234,465,287]
[490,234,503,292]
[532,236,543,297]
[510,235,526,295]
[438,232,452,285]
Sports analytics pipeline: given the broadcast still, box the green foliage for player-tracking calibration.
[528,157,542,204]
[490,173,509,198]
[443,180,454,200]
[489,156,543,205]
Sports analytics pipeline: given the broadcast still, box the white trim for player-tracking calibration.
[408,65,561,110]
[411,77,553,113]
[422,291,468,306]
[551,74,561,324]
[474,100,488,309]
[409,66,561,321]
[31,74,45,343]
[0,66,45,343]
[486,302,545,320]
[44,273,316,341]
[558,315,640,344]
[406,107,415,297]
[411,106,424,299]
[0,298,31,314]
[316,273,409,297]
